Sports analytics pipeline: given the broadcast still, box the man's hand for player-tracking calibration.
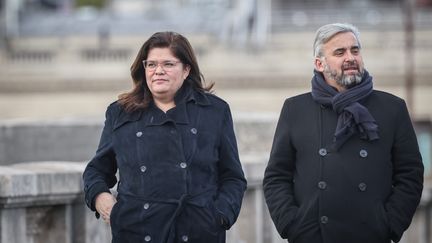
[95,192,117,224]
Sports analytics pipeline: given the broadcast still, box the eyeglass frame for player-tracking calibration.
[142,60,183,72]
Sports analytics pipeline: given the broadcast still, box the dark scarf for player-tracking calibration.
[311,70,379,150]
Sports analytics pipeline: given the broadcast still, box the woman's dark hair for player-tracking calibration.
[119,31,214,113]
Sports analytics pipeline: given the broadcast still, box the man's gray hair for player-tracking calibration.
[313,23,361,57]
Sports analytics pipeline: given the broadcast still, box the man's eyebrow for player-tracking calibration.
[333,47,347,53]
[333,45,360,53]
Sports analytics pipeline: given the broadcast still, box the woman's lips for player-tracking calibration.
[153,79,168,83]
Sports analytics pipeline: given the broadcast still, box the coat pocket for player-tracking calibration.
[374,203,391,240]
[110,199,121,232]
[112,230,151,243]
[286,205,305,241]
[187,201,224,236]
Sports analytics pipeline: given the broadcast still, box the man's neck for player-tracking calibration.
[326,79,346,92]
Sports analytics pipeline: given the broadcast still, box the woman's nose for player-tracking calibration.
[154,65,165,74]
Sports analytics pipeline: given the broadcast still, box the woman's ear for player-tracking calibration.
[183,65,191,80]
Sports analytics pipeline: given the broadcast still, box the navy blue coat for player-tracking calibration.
[83,86,247,243]
[263,90,423,243]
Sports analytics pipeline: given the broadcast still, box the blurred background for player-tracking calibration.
[1,0,431,119]
[1,0,432,242]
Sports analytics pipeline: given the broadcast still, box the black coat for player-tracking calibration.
[83,86,247,243]
[263,90,423,243]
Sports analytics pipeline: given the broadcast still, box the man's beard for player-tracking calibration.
[323,61,364,89]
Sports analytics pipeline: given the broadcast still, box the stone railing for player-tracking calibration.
[0,160,282,243]
[0,160,431,243]
[0,114,277,166]
[0,161,109,243]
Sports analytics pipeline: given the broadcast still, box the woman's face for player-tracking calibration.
[145,47,190,102]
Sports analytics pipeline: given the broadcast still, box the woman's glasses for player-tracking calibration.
[142,60,182,72]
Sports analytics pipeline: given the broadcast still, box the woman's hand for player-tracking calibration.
[95,192,117,224]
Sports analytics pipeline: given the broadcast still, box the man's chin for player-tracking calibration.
[337,75,358,88]
[344,82,358,89]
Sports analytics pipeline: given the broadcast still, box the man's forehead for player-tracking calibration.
[325,32,358,45]
[324,33,359,51]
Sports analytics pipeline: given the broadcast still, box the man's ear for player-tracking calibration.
[314,57,325,72]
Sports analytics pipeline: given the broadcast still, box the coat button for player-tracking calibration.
[181,235,189,242]
[190,128,197,134]
[144,235,151,241]
[359,149,368,158]
[358,182,367,191]
[143,203,150,210]
[320,216,329,224]
[140,165,147,172]
[318,181,327,190]
[318,148,327,156]
[180,162,187,169]
[136,131,143,137]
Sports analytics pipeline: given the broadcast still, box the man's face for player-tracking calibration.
[314,32,365,91]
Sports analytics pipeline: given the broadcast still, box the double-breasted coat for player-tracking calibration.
[83,86,247,243]
[263,90,423,243]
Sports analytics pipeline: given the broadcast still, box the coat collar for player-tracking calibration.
[145,102,189,126]
[113,107,142,130]
[175,83,211,107]
[113,84,211,130]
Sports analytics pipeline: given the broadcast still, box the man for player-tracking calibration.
[263,23,423,243]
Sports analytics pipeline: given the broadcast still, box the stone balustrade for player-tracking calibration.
[0,161,110,243]
[0,160,282,243]
[0,160,431,243]
[0,114,278,166]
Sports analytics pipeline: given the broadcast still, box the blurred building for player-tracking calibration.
[1,0,432,170]
[2,0,432,36]
[1,1,432,243]
[0,0,431,84]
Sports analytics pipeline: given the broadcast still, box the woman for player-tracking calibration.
[83,32,247,243]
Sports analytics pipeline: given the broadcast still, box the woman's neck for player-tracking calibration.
[154,98,176,113]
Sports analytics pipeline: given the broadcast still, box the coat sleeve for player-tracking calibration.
[82,103,118,214]
[263,99,298,239]
[386,100,424,242]
[214,104,247,230]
